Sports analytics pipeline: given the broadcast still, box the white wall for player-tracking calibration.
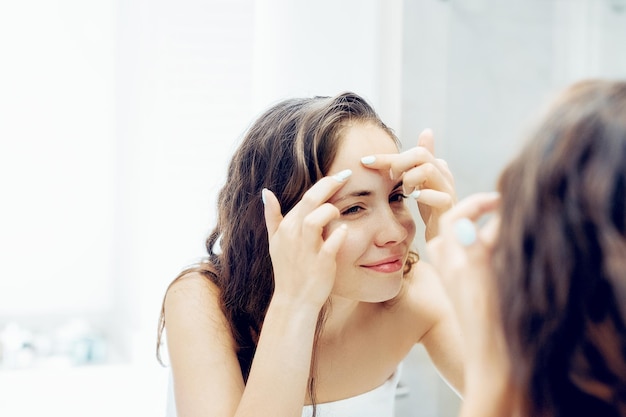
[251,0,403,123]
[111,0,257,365]
[401,0,626,204]
[0,1,116,318]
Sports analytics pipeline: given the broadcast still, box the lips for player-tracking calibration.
[361,256,404,273]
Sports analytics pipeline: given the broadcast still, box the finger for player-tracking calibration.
[441,192,500,225]
[417,128,434,153]
[320,223,348,258]
[263,188,283,237]
[435,158,454,184]
[302,203,341,247]
[416,130,456,186]
[401,162,453,196]
[294,169,352,215]
[479,214,500,250]
[361,147,434,180]
[416,130,457,187]
[407,188,453,209]
[361,129,439,180]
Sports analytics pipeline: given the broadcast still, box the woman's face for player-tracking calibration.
[325,122,416,302]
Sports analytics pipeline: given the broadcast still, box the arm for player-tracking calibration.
[165,273,321,417]
[236,295,322,417]
[409,261,465,396]
[412,257,512,413]
[426,192,514,417]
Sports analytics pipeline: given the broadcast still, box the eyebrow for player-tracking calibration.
[332,180,403,204]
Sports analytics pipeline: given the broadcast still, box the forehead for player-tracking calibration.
[334,122,398,163]
[327,122,400,196]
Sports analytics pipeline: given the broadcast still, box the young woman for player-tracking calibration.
[158,92,464,417]
[428,79,626,417]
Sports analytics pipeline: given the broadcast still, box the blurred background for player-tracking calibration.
[1,0,625,416]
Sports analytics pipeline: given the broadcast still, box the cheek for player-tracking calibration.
[404,216,417,241]
[337,227,365,259]
[397,209,417,242]
[323,222,365,265]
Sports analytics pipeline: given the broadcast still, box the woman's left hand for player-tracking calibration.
[426,192,512,416]
[361,129,456,240]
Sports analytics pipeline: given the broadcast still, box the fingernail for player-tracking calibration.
[453,218,477,247]
[361,155,376,165]
[261,188,267,205]
[409,190,421,199]
[389,168,394,180]
[332,169,352,182]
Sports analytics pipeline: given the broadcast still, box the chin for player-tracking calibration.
[363,275,404,303]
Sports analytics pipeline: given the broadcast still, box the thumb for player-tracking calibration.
[479,214,500,251]
[417,128,434,153]
[262,188,283,237]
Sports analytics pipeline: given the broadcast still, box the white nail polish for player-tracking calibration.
[332,169,352,182]
[361,156,376,165]
[453,218,477,247]
[409,190,421,199]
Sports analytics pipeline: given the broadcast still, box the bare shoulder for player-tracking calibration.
[165,270,219,307]
[164,270,228,337]
[403,260,447,310]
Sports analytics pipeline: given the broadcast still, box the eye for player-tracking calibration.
[390,192,407,204]
[341,205,364,216]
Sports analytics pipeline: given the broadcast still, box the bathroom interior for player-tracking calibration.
[1,0,625,416]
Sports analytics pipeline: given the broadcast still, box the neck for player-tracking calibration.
[319,295,369,343]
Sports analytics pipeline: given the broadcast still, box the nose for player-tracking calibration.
[373,207,409,247]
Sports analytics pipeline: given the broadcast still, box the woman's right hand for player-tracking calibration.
[262,170,351,310]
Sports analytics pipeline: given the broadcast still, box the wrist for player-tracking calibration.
[267,293,324,325]
[271,288,328,312]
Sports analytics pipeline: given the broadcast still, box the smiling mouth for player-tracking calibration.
[362,258,404,273]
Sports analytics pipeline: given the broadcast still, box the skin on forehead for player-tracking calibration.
[329,122,398,173]
[328,122,401,202]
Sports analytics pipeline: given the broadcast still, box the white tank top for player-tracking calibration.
[301,366,402,417]
[166,365,403,417]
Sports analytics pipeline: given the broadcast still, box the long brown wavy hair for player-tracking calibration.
[157,92,418,410]
[493,80,626,417]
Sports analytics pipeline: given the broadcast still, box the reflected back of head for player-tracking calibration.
[494,80,626,417]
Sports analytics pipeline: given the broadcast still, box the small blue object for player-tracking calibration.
[453,218,477,246]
